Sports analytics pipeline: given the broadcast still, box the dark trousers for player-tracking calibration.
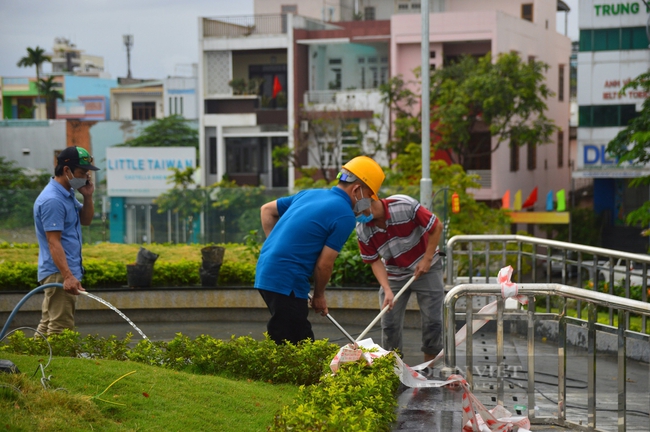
[258,289,314,345]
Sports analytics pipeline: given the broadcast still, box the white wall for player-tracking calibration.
[0,120,67,173]
[111,93,164,121]
[164,77,198,119]
[254,0,342,21]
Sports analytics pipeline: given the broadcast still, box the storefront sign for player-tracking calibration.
[106,147,196,197]
[594,3,649,15]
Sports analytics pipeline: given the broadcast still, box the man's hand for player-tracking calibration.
[413,256,432,279]
[310,294,328,316]
[63,274,86,296]
[76,172,95,197]
[381,286,394,310]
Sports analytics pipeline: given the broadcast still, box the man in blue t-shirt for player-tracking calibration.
[256,156,385,344]
[34,146,99,335]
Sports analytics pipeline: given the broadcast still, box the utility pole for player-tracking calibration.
[123,34,134,79]
[420,0,432,210]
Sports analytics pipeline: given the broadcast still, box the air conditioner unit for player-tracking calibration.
[300,120,309,133]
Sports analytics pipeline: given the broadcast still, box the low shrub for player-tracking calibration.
[271,354,400,431]
[0,259,256,291]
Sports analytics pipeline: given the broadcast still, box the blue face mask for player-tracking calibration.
[356,213,374,224]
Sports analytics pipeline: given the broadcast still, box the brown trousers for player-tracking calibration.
[37,273,77,335]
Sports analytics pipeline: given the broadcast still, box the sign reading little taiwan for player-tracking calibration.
[106,147,196,197]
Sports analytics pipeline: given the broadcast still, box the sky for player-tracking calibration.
[0,0,578,80]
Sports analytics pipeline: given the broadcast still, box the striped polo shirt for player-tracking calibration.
[356,194,440,280]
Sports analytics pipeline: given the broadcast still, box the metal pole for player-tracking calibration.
[420,0,432,211]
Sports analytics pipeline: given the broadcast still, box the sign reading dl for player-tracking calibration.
[583,144,617,165]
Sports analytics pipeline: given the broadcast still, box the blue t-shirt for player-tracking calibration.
[255,187,356,299]
[34,178,84,282]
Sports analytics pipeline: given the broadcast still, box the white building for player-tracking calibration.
[576,0,649,250]
[111,77,198,121]
[50,37,107,78]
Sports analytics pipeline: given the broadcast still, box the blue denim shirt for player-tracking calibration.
[34,178,84,282]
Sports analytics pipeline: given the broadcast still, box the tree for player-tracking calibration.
[120,115,199,148]
[272,109,365,183]
[606,71,650,231]
[0,157,50,229]
[378,75,418,164]
[155,166,207,243]
[430,52,557,168]
[384,143,511,238]
[37,76,63,119]
[17,46,51,81]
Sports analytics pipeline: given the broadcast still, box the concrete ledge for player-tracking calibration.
[0,286,422,312]
[0,287,425,329]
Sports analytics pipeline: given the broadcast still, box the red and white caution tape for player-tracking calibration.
[329,266,532,432]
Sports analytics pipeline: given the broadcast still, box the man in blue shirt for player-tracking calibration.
[34,146,99,335]
[256,156,385,344]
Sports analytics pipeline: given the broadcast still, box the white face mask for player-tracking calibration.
[66,169,87,190]
[353,187,372,214]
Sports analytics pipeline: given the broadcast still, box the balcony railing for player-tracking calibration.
[466,169,492,189]
[202,15,340,38]
[303,89,383,110]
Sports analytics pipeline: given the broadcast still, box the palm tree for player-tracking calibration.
[38,76,63,119]
[16,46,51,81]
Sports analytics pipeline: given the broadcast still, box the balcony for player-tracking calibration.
[202,15,339,38]
[303,89,383,113]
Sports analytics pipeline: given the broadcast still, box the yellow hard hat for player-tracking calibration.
[341,156,385,200]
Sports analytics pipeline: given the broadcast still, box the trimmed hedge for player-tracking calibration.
[0,259,256,291]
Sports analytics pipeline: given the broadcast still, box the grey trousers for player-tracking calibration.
[379,260,444,356]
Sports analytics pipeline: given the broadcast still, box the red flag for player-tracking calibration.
[272,76,283,98]
[502,190,510,209]
[522,187,538,209]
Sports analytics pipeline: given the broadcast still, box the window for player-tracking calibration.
[463,132,492,170]
[380,67,388,85]
[580,27,649,52]
[180,97,183,115]
[411,2,421,10]
[226,138,262,174]
[132,102,155,120]
[557,131,564,168]
[558,65,565,102]
[397,3,409,11]
[521,4,533,22]
[579,104,639,127]
[510,141,519,172]
[364,6,375,20]
[209,136,217,174]
[527,143,536,170]
[174,97,178,115]
[369,67,378,88]
[169,97,172,115]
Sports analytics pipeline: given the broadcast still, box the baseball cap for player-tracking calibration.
[57,146,100,171]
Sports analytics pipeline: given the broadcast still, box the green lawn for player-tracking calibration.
[0,353,297,431]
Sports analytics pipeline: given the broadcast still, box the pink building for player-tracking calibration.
[391,1,572,204]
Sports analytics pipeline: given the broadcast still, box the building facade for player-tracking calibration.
[392,0,572,206]
[576,0,650,251]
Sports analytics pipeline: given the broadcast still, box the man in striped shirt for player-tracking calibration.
[356,194,444,362]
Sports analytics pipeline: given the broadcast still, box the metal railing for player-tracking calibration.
[203,15,286,37]
[443,283,650,431]
[446,235,650,331]
[202,14,341,38]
